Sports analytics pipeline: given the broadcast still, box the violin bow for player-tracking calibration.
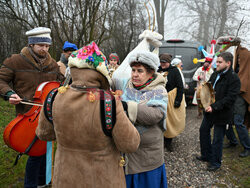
[19,100,43,107]
[1,94,43,107]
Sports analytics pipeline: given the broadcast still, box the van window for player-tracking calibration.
[160,47,198,70]
[159,40,203,104]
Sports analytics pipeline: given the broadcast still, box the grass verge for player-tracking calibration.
[0,98,28,187]
[218,137,250,187]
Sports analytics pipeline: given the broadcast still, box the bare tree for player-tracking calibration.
[0,0,148,63]
[102,0,146,61]
[172,0,241,47]
[153,0,169,38]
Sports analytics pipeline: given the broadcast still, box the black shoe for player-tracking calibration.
[223,143,237,149]
[196,156,209,162]
[207,165,220,171]
[239,150,250,157]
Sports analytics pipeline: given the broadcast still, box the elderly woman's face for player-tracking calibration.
[131,65,154,86]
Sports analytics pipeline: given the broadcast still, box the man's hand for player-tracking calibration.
[9,94,22,105]
[205,106,212,113]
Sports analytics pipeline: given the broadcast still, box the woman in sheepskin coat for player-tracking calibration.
[36,42,140,188]
[114,50,168,188]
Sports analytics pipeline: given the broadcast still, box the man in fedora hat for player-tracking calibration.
[0,27,63,187]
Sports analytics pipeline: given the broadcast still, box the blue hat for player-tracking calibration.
[63,41,78,51]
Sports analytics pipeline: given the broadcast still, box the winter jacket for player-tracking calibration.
[116,73,168,174]
[36,68,140,188]
[205,68,240,125]
[158,65,183,107]
[234,45,250,104]
[0,47,63,114]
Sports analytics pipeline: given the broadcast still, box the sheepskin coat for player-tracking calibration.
[0,47,63,114]
[235,45,250,104]
[36,68,140,188]
[115,73,168,174]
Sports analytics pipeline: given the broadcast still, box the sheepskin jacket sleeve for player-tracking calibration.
[136,104,165,126]
[112,99,140,153]
[36,105,56,141]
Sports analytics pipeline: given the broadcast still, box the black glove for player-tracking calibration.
[174,100,181,108]
[121,101,128,112]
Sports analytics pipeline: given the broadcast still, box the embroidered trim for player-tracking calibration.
[104,91,113,129]
[44,88,116,137]
[44,88,58,124]
[100,90,116,137]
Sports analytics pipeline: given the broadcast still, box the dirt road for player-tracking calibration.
[164,105,233,187]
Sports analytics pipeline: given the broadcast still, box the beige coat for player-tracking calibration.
[164,88,186,138]
[57,61,67,76]
[36,68,140,188]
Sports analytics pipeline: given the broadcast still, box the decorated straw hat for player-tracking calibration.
[68,42,111,84]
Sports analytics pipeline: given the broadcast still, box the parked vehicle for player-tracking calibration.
[159,39,204,104]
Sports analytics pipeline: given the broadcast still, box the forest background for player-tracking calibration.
[0,0,249,64]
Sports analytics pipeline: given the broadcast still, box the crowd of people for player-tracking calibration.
[0,26,249,188]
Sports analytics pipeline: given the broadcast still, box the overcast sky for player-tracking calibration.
[163,0,250,49]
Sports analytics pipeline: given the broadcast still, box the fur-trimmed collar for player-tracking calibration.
[127,72,166,91]
[21,47,53,69]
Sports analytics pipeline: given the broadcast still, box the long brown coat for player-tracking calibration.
[0,47,63,114]
[235,45,250,129]
[36,68,140,188]
[235,45,250,104]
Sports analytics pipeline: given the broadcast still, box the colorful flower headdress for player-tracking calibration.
[68,42,111,83]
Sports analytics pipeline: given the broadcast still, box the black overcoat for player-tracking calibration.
[205,67,241,125]
[158,65,184,105]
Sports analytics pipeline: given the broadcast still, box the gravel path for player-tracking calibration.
[164,105,233,187]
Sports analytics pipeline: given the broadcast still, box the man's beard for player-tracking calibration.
[34,50,47,58]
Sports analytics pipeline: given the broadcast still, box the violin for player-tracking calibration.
[3,81,60,157]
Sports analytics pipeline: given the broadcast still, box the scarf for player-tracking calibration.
[202,66,210,71]
[118,74,168,131]
[28,47,48,66]
[133,76,155,90]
